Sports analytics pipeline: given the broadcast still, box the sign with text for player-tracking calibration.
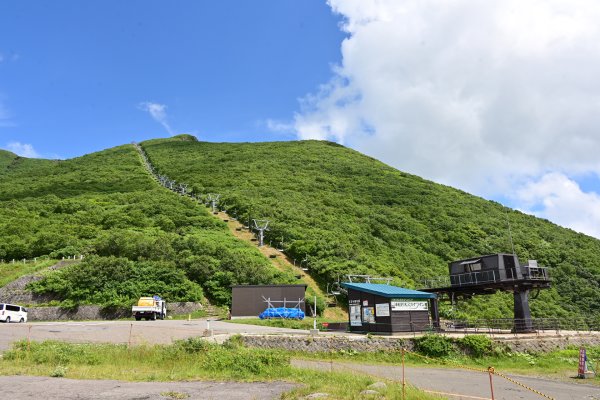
[350,305,362,326]
[391,299,429,311]
[362,307,375,323]
[375,303,390,317]
[578,347,587,376]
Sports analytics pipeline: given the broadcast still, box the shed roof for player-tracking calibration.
[341,283,436,299]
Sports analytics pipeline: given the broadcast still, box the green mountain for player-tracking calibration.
[0,144,291,307]
[1,136,599,322]
[142,137,600,321]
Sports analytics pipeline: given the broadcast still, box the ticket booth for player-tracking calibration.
[342,282,438,333]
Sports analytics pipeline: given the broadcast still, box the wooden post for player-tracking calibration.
[402,348,406,400]
[128,323,133,348]
[27,325,32,353]
[488,367,495,400]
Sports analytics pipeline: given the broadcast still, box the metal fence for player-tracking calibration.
[324,317,600,334]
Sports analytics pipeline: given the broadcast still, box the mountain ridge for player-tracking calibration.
[0,137,598,321]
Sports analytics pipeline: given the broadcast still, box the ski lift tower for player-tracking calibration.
[207,193,220,213]
[252,219,269,247]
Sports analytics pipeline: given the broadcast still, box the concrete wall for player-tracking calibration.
[27,302,210,321]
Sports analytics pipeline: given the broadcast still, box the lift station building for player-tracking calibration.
[342,282,438,334]
[421,253,550,332]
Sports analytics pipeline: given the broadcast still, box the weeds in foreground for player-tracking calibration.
[0,338,439,399]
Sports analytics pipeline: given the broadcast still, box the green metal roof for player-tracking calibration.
[341,283,436,299]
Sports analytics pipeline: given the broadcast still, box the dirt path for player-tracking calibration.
[214,210,347,320]
[215,210,325,295]
[292,359,600,400]
[0,376,296,400]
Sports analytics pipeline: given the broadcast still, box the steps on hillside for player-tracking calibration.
[0,260,78,305]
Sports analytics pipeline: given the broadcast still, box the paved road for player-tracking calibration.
[293,359,600,400]
[0,319,309,351]
[0,376,296,399]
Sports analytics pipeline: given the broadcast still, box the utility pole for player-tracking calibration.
[252,219,269,247]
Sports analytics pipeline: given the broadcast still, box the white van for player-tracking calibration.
[0,303,28,323]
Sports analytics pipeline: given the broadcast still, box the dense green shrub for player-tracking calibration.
[458,335,493,357]
[414,334,455,358]
[142,137,600,321]
[0,145,291,306]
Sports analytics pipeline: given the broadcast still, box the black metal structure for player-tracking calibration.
[421,253,550,332]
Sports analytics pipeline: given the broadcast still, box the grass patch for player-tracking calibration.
[0,338,439,399]
[0,259,57,288]
[227,317,345,330]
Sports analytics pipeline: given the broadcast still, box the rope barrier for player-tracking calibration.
[402,348,556,400]
[491,369,555,400]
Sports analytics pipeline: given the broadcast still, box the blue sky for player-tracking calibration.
[0,1,344,156]
[3,1,600,239]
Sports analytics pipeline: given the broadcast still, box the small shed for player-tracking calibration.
[342,283,438,334]
[230,284,307,318]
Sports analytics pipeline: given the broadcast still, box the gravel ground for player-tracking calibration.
[0,376,297,400]
[293,359,600,400]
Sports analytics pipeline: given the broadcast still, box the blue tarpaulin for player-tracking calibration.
[259,307,305,320]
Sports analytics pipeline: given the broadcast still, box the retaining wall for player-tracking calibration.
[27,302,209,321]
[239,333,600,354]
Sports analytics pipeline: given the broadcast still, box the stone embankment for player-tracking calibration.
[239,332,600,354]
[0,260,217,320]
[0,260,78,304]
[27,302,213,321]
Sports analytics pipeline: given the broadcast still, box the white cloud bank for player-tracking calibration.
[6,142,40,158]
[284,0,600,238]
[138,102,174,135]
[516,173,600,238]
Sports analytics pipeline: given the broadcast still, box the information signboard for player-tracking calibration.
[350,305,362,326]
[362,307,375,323]
[375,303,390,317]
[391,299,428,311]
[578,347,587,377]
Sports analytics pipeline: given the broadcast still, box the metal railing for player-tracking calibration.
[324,317,600,334]
[441,317,600,334]
[422,266,549,289]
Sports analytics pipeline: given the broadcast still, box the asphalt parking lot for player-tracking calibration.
[0,319,308,351]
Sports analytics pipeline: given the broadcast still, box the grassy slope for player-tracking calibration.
[142,138,600,320]
[0,145,292,306]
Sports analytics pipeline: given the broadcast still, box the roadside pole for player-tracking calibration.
[313,295,317,330]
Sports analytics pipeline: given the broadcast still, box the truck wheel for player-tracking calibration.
[151,313,156,321]
[135,316,141,321]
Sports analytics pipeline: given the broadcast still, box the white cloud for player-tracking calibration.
[138,102,174,135]
[287,0,600,197]
[265,119,295,135]
[6,142,40,158]
[515,173,600,238]
[0,100,14,127]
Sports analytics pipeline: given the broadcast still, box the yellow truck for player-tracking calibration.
[132,296,166,321]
